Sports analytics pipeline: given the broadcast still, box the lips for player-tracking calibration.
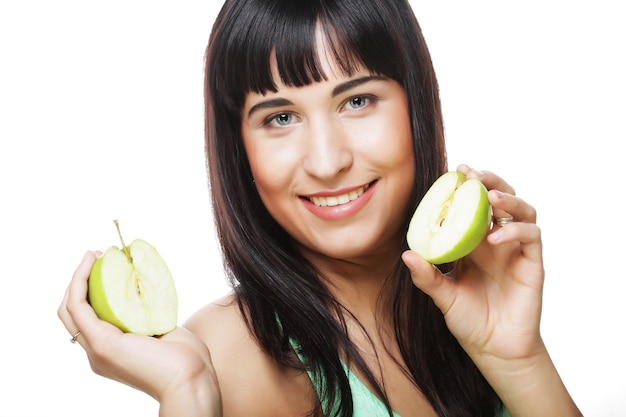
[300,181,377,221]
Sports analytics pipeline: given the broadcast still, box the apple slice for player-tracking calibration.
[88,220,178,336]
[406,171,492,264]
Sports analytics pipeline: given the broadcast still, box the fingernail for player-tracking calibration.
[82,251,91,261]
[492,190,506,200]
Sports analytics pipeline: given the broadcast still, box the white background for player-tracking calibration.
[1,1,624,416]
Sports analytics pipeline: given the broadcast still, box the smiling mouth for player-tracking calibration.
[305,182,374,207]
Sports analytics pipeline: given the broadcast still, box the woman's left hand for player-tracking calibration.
[402,164,545,363]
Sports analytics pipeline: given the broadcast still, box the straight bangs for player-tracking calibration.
[214,0,408,112]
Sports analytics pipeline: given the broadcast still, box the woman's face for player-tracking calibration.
[241,41,415,263]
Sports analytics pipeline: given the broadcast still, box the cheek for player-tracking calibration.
[356,111,414,170]
[244,138,300,205]
[370,109,416,206]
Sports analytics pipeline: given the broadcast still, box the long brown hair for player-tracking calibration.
[204,0,501,415]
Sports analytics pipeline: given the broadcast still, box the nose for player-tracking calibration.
[302,122,353,180]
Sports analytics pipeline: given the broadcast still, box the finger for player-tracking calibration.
[66,251,96,308]
[457,165,517,221]
[58,251,93,335]
[402,250,457,315]
[65,251,105,347]
[488,222,543,263]
[58,295,78,337]
[58,294,82,345]
[488,189,537,224]
[57,281,71,328]
[458,165,515,195]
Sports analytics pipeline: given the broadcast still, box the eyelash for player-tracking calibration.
[261,94,378,127]
[343,95,375,110]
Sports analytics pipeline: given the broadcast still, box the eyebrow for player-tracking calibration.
[247,98,294,118]
[331,75,388,97]
[246,75,389,118]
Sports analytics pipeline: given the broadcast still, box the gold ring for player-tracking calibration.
[70,331,81,344]
[493,216,514,226]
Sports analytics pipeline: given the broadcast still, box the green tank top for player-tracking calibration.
[290,338,511,417]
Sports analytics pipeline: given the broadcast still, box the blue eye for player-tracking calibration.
[344,96,372,110]
[267,112,294,127]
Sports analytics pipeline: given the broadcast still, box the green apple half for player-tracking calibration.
[407,171,492,264]
[89,227,178,336]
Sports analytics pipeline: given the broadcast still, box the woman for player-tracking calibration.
[58,0,582,416]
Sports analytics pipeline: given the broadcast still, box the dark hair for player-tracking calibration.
[204,0,500,416]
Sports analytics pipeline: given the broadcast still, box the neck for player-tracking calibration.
[299,245,401,325]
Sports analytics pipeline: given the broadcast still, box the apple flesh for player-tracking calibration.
[89,239,178,336]
[407,171,492,264]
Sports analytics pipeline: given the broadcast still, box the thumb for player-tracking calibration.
[402,250,457,315]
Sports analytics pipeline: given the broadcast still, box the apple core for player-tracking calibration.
[406,171,492,264]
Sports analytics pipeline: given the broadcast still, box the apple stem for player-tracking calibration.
[113,219,133,263]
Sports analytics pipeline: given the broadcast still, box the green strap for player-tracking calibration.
[289,337,509,417]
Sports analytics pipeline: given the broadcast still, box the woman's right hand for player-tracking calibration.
[58,251,222,417]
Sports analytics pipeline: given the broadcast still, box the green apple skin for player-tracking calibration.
[406,171,492,264]
[88,239,178,336]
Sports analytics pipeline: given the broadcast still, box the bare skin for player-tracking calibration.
[184,296,314,416]
[58,165,583,416]
[184,293,438,417]
[403,165,582,417]
[57,27,582,416]
[57,251,222,417]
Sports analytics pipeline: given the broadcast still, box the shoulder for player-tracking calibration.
[183,294,315,417]
[184,294,243,346]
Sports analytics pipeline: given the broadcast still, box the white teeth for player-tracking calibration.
[310,185,367,207]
